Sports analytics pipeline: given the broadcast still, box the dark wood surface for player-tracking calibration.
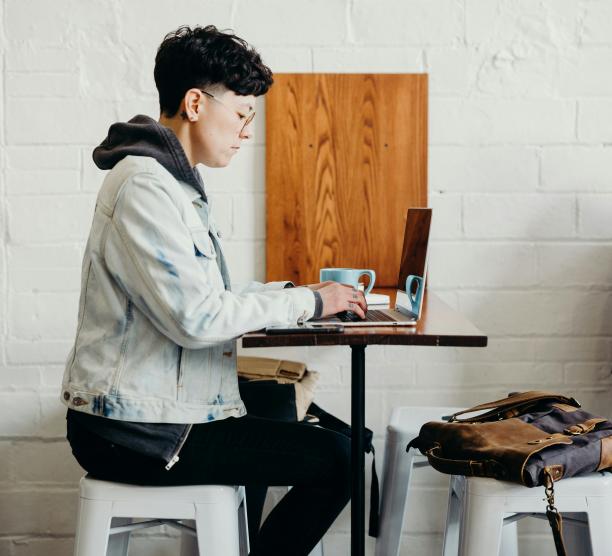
[242,290,487,348]
[265,74,428,287]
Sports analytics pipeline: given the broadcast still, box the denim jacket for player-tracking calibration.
[60,150,315,424]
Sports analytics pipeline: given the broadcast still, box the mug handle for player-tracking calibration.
[406,275,423,316]
[359,270,376,295]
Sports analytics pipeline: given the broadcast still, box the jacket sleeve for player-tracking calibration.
[238,280,295,293]
[102,172,315,349]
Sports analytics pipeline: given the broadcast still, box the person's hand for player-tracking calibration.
[317,282,367,319]
[306,281,335,291]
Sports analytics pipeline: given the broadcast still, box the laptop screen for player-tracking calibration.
[397,208,432,291]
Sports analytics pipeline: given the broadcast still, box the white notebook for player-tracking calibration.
[365,293,390,306]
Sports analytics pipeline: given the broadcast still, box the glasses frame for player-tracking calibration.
[199,90,255,134]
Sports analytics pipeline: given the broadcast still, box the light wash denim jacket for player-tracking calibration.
[60,153,315,424]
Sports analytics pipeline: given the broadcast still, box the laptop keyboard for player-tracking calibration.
[337,310,397,323]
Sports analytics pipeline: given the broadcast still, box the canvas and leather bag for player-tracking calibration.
[407,391,612,556]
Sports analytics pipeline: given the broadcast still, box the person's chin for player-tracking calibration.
[222,150,238,165]
[206,151,235,168]
[208,157,232,168]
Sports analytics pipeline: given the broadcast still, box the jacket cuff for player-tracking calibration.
[283,287,316,323]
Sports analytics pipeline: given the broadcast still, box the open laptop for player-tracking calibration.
[314,207,432,327]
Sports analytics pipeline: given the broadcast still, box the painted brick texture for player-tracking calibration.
[1,1,611,555]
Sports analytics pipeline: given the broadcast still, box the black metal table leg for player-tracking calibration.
[351,344,366,556]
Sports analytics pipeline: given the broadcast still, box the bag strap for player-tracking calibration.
[368,446,380,537]
[305,403,380,538]
[543,468,568,556]
[448,391,580,422]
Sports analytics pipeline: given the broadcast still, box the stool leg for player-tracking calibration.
[195,495,241,555]
[562,512,592,556]
[308,541,324,556]
[500,521,518,556]
[443,476,464,556]
[180,520,199,556]
[238,490,250,556]
[107,517,131,556]
[586,498,612,555]
[458,492,504,556]
[73,497,113,556]
[375,437,417,556]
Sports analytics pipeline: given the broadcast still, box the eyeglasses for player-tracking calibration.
[200,90,255,134]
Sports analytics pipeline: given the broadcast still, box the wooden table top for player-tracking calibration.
[241,290,488,348]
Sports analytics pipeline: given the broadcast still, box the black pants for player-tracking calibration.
[68,414,351,556]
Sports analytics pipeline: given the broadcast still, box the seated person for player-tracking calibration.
[61,25,366,556]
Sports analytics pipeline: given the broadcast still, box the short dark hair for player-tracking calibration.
[154,25,274,117]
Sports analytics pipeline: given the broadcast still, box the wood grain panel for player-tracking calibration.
[266,74,428,287]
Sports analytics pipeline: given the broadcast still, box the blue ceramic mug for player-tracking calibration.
[319,268,376,295]
[406,275,424,316]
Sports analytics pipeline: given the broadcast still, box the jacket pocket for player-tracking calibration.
[190,228,216,259]
[178,345,217,403]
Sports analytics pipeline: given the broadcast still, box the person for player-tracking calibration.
[60,25,367,556]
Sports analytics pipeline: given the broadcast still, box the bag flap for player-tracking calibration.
[237,356,307,382]
[418,419,574,484]
[449,391,581,423]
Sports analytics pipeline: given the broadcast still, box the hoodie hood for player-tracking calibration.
[92,114,206,199]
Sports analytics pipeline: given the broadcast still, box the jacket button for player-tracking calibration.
[63,391,70,401]
[72,397,88,406]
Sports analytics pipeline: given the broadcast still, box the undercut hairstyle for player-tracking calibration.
[154,25,274,117]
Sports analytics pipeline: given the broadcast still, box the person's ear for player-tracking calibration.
[180,89,203,122]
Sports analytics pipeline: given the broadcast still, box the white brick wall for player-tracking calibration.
[1,1,611,555]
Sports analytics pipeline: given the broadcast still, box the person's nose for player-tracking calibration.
[240,121,254,140]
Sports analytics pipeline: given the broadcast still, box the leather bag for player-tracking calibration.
[408,391,612,556]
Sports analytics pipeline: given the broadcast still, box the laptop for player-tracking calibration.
[314,207,432,327]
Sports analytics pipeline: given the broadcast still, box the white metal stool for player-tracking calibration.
[444,472,612,556]
[73,474,249,556]
[375,406,518,556]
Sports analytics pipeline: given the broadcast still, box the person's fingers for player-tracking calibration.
[343,288,364,317]
[355,290,367,311]
[361,291,368,312]
[318,282,369,317]
[348,299,366,318]
[348,287,367,312]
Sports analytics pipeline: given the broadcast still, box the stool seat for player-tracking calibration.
[73,475,249,556]
[462,472,612,500]
[448,472,612,556]
[81,476,240,499]
[79,476,242,516]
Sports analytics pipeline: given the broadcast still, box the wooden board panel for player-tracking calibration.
[266,73,428,287]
